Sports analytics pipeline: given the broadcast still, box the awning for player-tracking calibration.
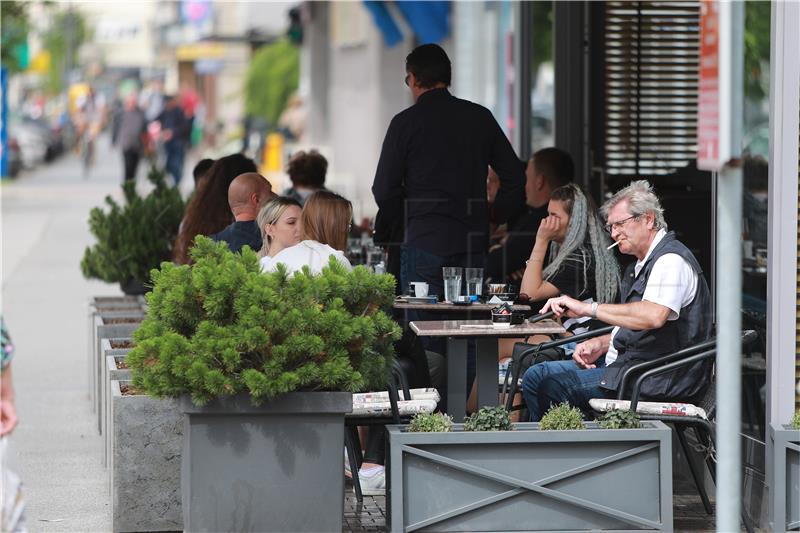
[362,1,450,47]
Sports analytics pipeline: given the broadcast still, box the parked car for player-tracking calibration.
[5,136,23,177]
[11,119,49,168]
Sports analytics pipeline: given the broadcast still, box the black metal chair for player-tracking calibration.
[501,325,616,414]
[599,330,759,532]
[344,360,439,501]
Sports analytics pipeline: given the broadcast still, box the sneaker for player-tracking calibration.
[358,467,385,496]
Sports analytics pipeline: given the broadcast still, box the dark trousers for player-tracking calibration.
[122,149,141,182]
[165,142,185,185]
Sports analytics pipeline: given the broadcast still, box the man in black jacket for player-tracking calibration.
[212,173,274,254]
[372,43,526,298]
[521,180,712,420]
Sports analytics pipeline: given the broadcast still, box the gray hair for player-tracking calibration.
[255,196,302,258]
[600,179,667,231]
[543,184,621,304]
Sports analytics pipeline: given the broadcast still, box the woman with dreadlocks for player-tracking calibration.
[520,183,620,319]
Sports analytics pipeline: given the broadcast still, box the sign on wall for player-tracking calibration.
[697,0,732,171]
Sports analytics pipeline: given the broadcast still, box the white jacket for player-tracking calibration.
[260,240,352,275]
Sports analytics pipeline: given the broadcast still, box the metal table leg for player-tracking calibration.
[475,338,499,411]
[446,338,468,422]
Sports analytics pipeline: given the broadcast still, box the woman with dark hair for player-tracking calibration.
[282,150,328,206]
[260,190,352,274]
[173,153,257,264]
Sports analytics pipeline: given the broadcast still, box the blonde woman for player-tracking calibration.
[260,190,353,274]
[257,197,303,259]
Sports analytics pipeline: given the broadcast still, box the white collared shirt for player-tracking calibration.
[605,229,698,365]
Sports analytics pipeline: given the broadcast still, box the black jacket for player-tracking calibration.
[211,220,262,254]
[372,88,525,257]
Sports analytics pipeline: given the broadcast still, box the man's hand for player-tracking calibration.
[0,400,18,437]
[536,215,561,242]
[541,295,591,319]
[572,338,607,369]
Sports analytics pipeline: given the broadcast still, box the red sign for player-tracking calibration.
[697,1,721,169]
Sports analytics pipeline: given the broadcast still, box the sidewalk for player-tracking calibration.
[1,138,190,532]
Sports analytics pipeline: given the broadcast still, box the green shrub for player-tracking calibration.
[792,410,800,430]
[539,402,586,430]
[81,166,184,287]
[407,412,454,433]
[597,408,641,429]
[126,237,401,405]
[464,405,513,431]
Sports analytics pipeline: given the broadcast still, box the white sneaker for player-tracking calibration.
[358,467,385,496]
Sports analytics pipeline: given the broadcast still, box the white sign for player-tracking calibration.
[96,19,142,43]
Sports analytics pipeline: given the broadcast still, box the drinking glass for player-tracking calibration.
[465,268,483,299]
[442,267,463,303]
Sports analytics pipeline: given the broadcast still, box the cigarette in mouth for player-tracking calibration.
[607,240,621,250]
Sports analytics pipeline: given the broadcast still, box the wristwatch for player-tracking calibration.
[591,302,599,319]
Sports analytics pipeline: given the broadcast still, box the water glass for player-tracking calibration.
[465,267,483,298]
[442,267,463,303]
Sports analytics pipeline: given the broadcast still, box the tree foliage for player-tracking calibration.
[127,237,402,406]
[244,39,299,126]
[81,166,185,286]
[41,8,88,94]
[744,0,771,102]
[1,1,30,74]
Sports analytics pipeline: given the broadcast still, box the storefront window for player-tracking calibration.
[529,2,553,152]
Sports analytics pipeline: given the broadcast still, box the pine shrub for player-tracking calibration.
[127,236,402,405]
[407,412,454,433]
[539,402,586,430]
[464,405,513,431]
[81,166,184,286]
[597,408,641,429]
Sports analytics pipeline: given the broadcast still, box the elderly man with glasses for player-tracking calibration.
[521,179,713,421]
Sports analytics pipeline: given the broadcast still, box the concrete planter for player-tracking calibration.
[770,423,800,531]
[104,353,132,467]
[91,312,143,434]
[386,421,673,532]
[110,380,182,532]
[181,391,352,533]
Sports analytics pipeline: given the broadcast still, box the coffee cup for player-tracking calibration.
[409,282,429,297]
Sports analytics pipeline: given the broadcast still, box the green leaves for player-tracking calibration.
[128,236,402,405]
[597,408,641,430]
[464,406,513,432]
[408,413,454,433]
[81,166,185,286]
[539,403,586,431]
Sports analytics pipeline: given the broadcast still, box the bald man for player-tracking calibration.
[211,172,275,253]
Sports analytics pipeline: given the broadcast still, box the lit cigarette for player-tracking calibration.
[607,240,621,250]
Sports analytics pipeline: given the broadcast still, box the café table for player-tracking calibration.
[409,318,565,422]
[393,299,531,312]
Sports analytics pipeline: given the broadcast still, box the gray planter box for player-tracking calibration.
[770,423,800,531]
[387,421,673,532]
[104,354,132,468]
[110,380,183,532]
[181,391,352,533]
[91,312,143,434]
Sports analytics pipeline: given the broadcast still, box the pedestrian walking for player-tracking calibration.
[157,95,190,186]
[116,93,148,182]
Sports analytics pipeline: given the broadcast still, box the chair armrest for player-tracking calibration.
[513,325,615,365]
[616,338,717,399]
[628,349,717,411]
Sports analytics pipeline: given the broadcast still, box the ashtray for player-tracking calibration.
[491,302,523,327]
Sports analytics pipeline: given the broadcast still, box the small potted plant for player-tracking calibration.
[770,408,800,531]
[127,236,401,532]
[387,403,671,532]
[81,165,184,295]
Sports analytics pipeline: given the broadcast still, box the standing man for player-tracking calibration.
[157,95,189,186]
[372,43,526,297]
[211,173,275,254]
[115,93,148,182]
[521,180,713,420]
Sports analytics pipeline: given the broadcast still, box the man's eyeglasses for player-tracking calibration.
[604,214,640,234]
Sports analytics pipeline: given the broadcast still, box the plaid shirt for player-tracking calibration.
[1,317,14,371]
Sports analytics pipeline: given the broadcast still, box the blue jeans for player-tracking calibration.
[521,358,609,421]
[165,142,185,185]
